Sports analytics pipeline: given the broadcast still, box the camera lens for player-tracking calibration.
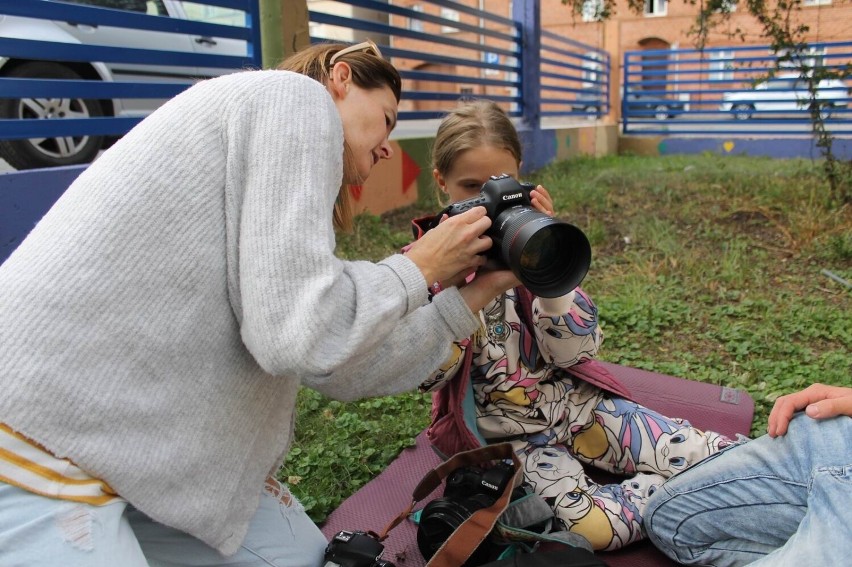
[493,208,591,298]
[417,496,496,565]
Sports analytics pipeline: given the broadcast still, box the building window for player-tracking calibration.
[803,0,831,5]
[644,0,667,16]
[713,0,737,12]
[441,7,460,33]
[581,0,604,22]
[581,52,603,89]
[409,4,423,32]
[709,50,734,82]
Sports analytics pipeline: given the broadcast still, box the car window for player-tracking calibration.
[63,0,147,12]
[181,1,245,26]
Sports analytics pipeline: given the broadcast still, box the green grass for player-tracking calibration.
[279,153,852,524]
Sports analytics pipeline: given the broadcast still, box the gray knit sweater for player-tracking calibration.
[0,70,479,554]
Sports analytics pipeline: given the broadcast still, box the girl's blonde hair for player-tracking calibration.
[431,100,522,205]
[276,42,402,231]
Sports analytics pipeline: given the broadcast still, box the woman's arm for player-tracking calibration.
[231,72,484,388]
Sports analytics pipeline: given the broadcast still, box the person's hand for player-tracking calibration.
[458,268,521,313]
[405,207,492,286]
[767,383,852,437]
[530,185,554,216]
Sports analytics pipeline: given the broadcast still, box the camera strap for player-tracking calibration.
[373,442,522,567]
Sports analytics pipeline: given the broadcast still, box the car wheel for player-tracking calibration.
[731,103,754,121]
[0,62,105,170]
[654,104,669,121]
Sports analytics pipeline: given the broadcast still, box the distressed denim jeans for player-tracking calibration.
[0,477,327,567]
[644,413,852,566]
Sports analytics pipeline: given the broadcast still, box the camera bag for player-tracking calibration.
[373,442,522,567]
[372,442,606,567]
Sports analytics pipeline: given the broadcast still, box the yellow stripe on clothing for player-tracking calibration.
[0,423,123,506]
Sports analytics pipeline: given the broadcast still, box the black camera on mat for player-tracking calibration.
[433,174,591,298]
[416,461,518,565]
[323,530,395,567]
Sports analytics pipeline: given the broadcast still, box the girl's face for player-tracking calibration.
[331,65,397,184]
[434,144,520,204]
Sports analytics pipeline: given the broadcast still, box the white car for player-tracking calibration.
[720,73,850,121]
[0,0,251,169]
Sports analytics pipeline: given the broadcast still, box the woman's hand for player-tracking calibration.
[530,185,554,216]
[405,207,492,286]
[767,383,852,437]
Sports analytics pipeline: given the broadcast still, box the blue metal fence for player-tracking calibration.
[539,31,610,120]
[623,41,852,136]
[0,0,261,168]
[0,0,608,170]
[309,0,525,121]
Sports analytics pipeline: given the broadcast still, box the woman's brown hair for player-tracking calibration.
[277,42,402,231]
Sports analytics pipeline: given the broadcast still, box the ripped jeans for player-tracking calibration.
[0,477,328,567]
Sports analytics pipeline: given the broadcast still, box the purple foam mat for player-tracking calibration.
[320,363,755,567]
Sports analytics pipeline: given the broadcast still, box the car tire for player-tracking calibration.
[654,104,670,121]
[0,62,105,170]
[731,103,754,121]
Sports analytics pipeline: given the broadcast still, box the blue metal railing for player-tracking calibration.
[623,41,852,135]
[539,30,610,120]
[308,0,525,121]
[0,0,261,143]
[0,0,608,169]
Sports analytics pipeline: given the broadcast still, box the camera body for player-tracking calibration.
[443,174,538,252]
[437,174,591,298]
[323,530,395,567]
[416,461,516,565]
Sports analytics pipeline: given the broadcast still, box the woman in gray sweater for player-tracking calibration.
[0,41,518,566]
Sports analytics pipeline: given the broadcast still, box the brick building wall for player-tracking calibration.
[389,0,850,117]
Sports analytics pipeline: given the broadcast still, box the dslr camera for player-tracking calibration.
[323,530,395,567]
[416,461,517,565]
[434,174,591,298]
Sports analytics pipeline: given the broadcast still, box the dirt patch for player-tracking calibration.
[722,208,795,253]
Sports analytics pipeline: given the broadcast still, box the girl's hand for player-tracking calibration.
[458,268,520,313]
[530,185,554,216]
[405,207,492,285]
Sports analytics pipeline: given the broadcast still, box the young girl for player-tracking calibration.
[413,100,733,551]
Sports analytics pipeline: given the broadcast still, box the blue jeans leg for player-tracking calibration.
[0,482,148,567]
[0,477,327,567]
[130,477,328,567]
[644,414,852,567]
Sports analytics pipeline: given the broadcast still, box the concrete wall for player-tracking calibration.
[619,135,852,160]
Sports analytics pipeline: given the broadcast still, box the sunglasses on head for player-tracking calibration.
[329,39,383,66]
